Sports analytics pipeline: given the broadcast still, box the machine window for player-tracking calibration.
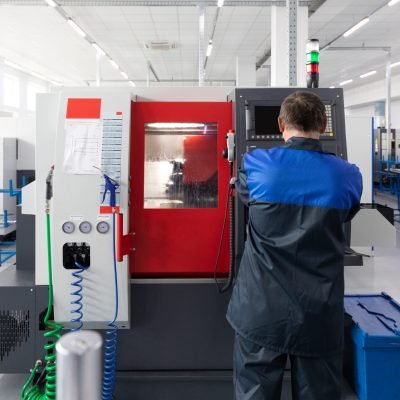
[144,122,218,209]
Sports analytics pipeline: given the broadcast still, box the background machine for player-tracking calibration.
[0,87,349,400]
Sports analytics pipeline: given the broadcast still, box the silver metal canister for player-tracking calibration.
[56,330,103,400]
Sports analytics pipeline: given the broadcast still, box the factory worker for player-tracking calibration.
[227,91,362,400]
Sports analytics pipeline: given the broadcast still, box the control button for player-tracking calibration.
[96,221,110,234]
[62,221,75,234]
[79,221,92,234]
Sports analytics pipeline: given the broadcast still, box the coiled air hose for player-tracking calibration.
[21,166,63,400]
[101,211,119,400]
[70,262,86,332]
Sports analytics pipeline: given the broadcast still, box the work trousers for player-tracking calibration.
[234,333,342,400]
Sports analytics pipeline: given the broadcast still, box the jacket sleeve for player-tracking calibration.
[345,167,363,222]
[235,157,250,207]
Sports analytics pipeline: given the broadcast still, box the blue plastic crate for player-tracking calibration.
[344,293,400,400]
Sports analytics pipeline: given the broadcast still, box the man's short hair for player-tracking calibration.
[279,91,327,133]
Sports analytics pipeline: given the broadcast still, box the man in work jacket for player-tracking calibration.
[227,91,362,400]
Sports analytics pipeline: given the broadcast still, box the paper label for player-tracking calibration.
[63,119,103,175]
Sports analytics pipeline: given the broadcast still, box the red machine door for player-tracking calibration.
[130,102,231,277]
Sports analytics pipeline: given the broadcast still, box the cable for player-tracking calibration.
[102,211,119,400]
[21,166,63,400]
[70,262,85,332]
[21,212,63,400]
[214,162,235,293]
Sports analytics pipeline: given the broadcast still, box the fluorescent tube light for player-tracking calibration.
[360,70,377,78]
[4,60,24,71]
[67,19,86,37]
[217,0,225,7]
[49,80,62,86]
[343,18,369,37]
[4,59,62,85]
[108,59,119,70]
[329,86,335,89]
[120,71,128,79]
[129,81,136,87]
[391,61,400,68]
[339,79,353,86]
[206,41,213,57]
[31,72,47,81]
[388,0,400,6]
[92,43,105,56]
[45,0,57,6]
[147,123,204,129]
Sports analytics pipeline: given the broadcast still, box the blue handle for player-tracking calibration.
[102,174,119,207]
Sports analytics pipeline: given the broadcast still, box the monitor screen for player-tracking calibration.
[254,106,282,136]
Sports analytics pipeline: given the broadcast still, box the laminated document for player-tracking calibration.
[63,119,103,174]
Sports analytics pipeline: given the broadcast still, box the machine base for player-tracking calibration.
[115,371,233,400]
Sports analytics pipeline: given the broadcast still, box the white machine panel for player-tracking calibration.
[51,90,131,329]
[345,116,373,203]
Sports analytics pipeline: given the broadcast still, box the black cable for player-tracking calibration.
[214,162,235,293]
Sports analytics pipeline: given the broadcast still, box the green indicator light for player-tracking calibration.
[306,51,320,63]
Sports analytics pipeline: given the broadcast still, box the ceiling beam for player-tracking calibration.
[0,0,312,6]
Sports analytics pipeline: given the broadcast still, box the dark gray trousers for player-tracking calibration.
[234,333,342,400]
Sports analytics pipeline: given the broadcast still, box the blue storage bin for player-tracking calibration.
[344,293,400,400]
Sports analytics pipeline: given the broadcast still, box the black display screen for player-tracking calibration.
[254,106,282,136]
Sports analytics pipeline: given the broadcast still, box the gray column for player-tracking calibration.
[236,56,256,87]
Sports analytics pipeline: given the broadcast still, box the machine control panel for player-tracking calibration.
[230,88,347,264]
[246,102,335,141]
[321,104,335,138]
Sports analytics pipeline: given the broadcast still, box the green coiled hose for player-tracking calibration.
[21,211,63,400]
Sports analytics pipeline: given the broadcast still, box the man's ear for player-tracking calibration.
[320,118,327,134]
[278,117,285,133]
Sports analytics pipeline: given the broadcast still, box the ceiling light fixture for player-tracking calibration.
[67,19,86,38]
[388,0,400,6]
[92,43,105,56]
[108,59,119,70]
[217,0,225,7]
[329,86,335,89]
[339,79,353,86]
[4,59,61,86]
[129,81,136,87]
[343,18,370,37]
[206,40,213,57]
[4,60,22,70]
[120,71,128,79]
[45,0,57,6]
[391,61,400,68]
[360,70,377,78]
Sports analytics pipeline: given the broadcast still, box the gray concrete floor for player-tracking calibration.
[0,373,358,400]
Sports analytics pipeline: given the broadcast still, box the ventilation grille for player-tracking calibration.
[144,41,177,51]
[0,310,30,361]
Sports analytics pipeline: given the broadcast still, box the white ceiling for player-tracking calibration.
[311,0,400,88]
[0,0,399,88]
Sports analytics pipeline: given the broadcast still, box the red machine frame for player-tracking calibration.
[128,101,232,277]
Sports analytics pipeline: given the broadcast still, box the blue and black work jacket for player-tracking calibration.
[227,137,362,357]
